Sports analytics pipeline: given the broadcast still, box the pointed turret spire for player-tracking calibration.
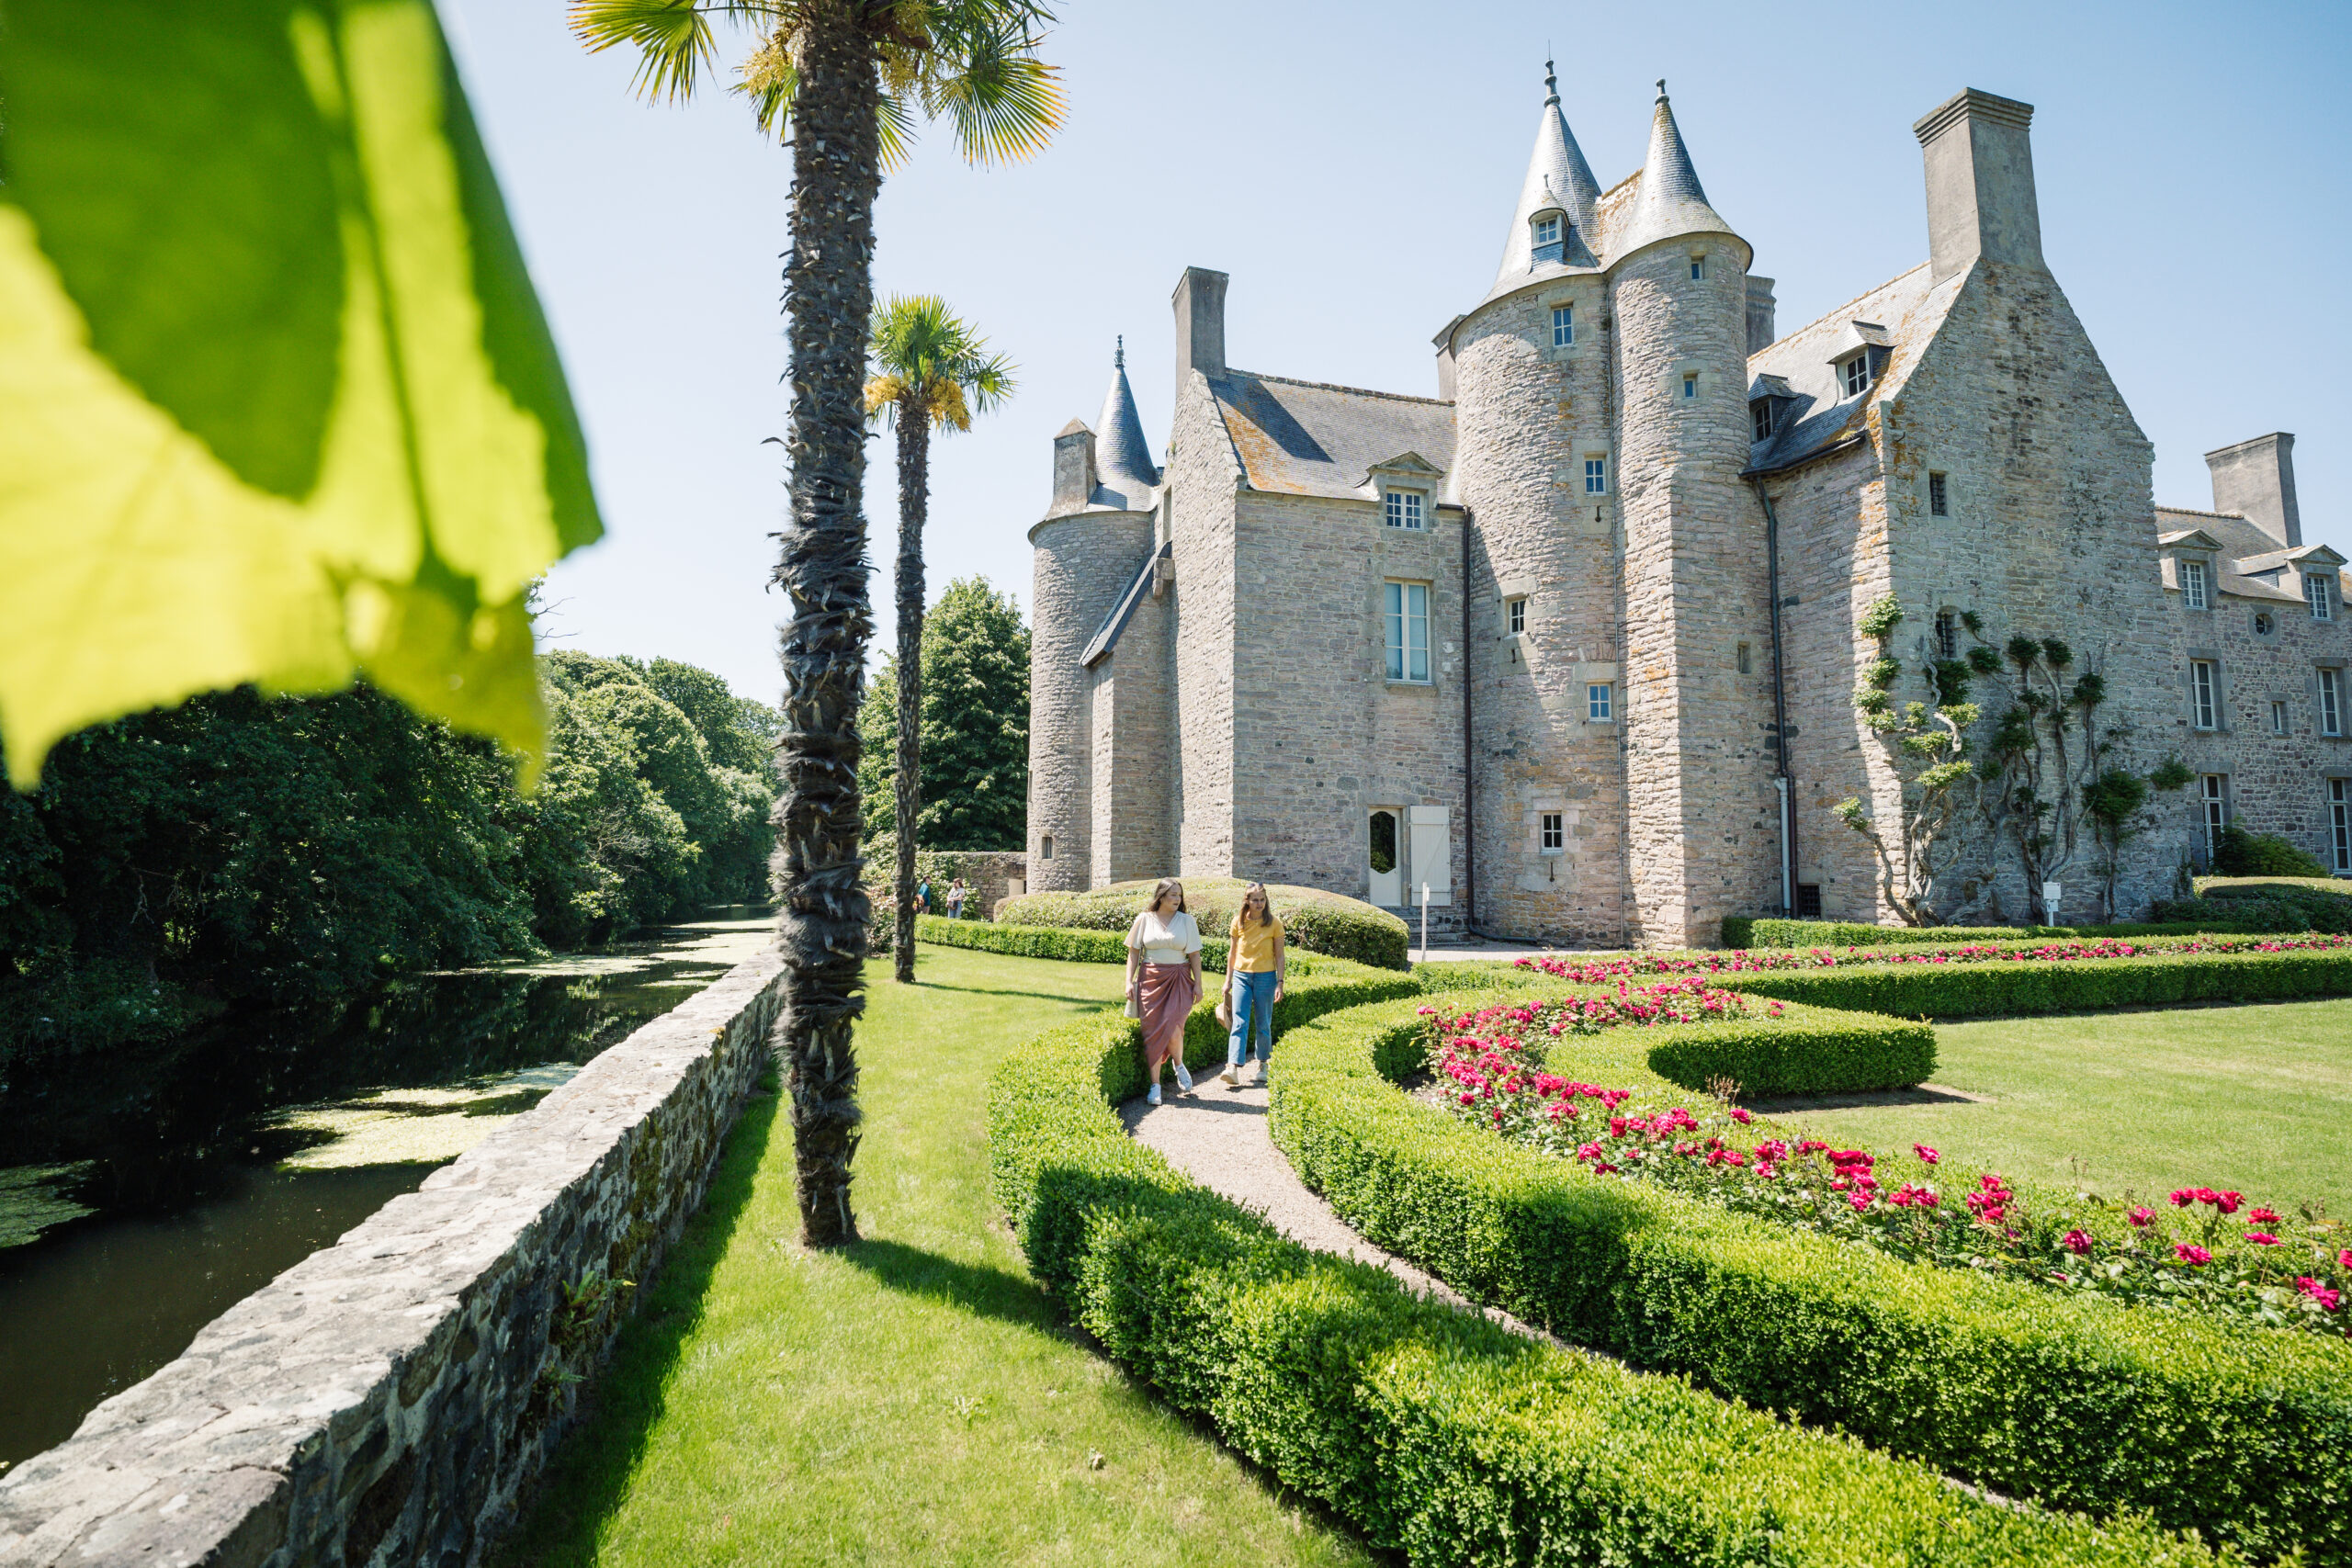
[1613,78,1736,260]
[1091,337,1159,507]
[1491,59,1602,288]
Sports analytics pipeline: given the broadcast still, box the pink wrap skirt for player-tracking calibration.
[1137,961,1198,1067]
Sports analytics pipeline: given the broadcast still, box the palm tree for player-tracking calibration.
[865,297,1014,983]
[570,0,1062,1247]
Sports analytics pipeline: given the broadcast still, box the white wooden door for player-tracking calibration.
[1368,809,1402,906]
[1408,805,1451,907]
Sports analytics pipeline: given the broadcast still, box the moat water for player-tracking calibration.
[0,908,775,1472]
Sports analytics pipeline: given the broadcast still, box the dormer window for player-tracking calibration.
[1530,208,1567,266]
[2310,572,2337,621]
[1840,353,1872,399]
[1385,490,1425,530]
[2181,559,2210,611]
[1750,400,1774,441]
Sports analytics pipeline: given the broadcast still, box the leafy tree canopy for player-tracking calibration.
[859,577,1028,850]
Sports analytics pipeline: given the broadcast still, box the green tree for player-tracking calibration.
[572,0,1064,1244]
[865,299,1015,981]
[859,577,1029,850]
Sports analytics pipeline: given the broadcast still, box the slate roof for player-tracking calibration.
[1092,346,1159,509]
[1207,371,1459,502]
[1490,62,1603,290]
[1610,84,1737,262]
[1081,541,1170,667]
[1743,262,1956,474]
[2155,505,2337,603]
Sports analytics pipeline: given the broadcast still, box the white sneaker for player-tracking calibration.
[1253,1063,1269,1087]
[1221,1065,1239,1087]
[1173,1062,1194,1094]
[1147,1083,1162,1106]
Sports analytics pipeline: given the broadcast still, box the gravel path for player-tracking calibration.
[1121,1070,1544,1340]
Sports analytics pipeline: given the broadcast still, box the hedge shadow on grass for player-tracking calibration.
[836,1238,1061,1337]
[490,1077,782,1568]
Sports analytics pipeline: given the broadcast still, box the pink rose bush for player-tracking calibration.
[1427,998,2352,1339]
[1512,931,2351,986]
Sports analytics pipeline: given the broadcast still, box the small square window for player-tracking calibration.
[1584,457,1608,495]
[1384,490,1425,530]
[1540,812,1564,852]
[1928,471,1949,516]
[1681,373,1699,400]
[1736,641,1752,675]
[1507,597,1526,636]
[1588,682,1613,722]
[2309,573,2336,622]
[1794,883,1822,918]
[1841,354,1871,399]
[1690,254,1706,280]
[1550,303,1574,347]
[2181,559,2209,611]
[1533,215,1561,246]
[2272,700,2290,736]
[2191,660,2219,731]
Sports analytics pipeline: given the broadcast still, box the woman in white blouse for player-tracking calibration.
[1125,878,1201,1105]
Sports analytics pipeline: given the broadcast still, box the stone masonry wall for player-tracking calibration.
[1091,580,1176,884]
[2168,570,2352,870]
[0,952,786,1568]
[1453,276,1630,945]
[1026,511,1153,891]
[1169,371,1243,879]
[1226,489,1465,905]
[1611,240,1783,945]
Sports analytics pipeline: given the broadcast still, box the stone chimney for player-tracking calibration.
[1914,89,2044,284]
[1049,418,1096,516]
[2207,433,2302,548]
[1745,275,1778,355]
[1170,266,1227,405]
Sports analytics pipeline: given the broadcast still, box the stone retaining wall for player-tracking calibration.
[0,947,786,1568]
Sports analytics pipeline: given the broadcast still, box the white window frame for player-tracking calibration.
[1928,471,1949,517]
[2180,559,2210,611]
[2310,572,2337,621]
[2191,660,2219,730]
[2201,774,2229,856]
[1540,811,1564,853]
[1587,682,1613,722]
[1532,214,1561,247]
[2324,668,2346,739]
[2331,778,2351,874]
[1550,303,1573,347]
[2273,700,2290,736]
[1841,354,1871,399]
[1750,400,1773,441]
[1385,581,1430,683]
[1507,596,1526,636]
[1383,489,1425,531]
[1584,456,1608,495]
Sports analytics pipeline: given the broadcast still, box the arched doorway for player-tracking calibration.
[1367,809,1401,907]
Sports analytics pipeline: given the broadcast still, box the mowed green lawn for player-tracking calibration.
[497,945,1365,1568]
[1774,998,2352,1211]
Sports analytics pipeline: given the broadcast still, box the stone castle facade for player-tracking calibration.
[1024,74,2350,946]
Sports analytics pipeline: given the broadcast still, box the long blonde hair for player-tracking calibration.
[1237,881,1275,928]
[1148,878,1186,914]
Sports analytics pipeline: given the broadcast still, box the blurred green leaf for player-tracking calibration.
[0,0,602,787]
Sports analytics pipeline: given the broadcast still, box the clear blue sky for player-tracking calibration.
[441,0,2351,705]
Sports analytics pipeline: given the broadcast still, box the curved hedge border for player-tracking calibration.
[986,991,2218,1565]
[1270,990,2352,1564]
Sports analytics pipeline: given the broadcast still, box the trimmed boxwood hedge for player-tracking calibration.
[997,878,1410,970]
[1722,946,2352,1018]
[1270,990,2352,1564]
[1723,917,2260,948]
[986,997,2219,1566]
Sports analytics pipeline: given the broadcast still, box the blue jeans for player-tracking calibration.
[1227,968,1278,1066]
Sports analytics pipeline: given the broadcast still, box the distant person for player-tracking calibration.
[1125,878,1200,1106]
[1221,882,1285,1088]
[915,876,932,916]
[946,877,967,919]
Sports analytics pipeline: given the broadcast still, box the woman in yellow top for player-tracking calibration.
[1220,883,1285,1088]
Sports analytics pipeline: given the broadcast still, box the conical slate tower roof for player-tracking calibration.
[1612,79,1736,260]
[1491,60,1602,288]
[1091,337,1159,507]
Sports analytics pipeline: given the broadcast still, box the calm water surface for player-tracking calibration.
[0,908,775,1471]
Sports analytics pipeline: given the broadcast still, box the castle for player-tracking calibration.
[1023,73,2348,947]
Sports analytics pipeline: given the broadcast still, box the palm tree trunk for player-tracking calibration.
[771,0,880,1248]
[891,398,930,984]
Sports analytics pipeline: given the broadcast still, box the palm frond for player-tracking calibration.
[570,0,722,104]
[924,16,1064,166]
[866,295,1016,434]
[737,28,797,137]
[876,91,921,173]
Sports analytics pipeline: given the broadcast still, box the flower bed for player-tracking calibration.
[985,997,2220,1566]
[1429,999,2349,1341]
[1270,988,2352,1563]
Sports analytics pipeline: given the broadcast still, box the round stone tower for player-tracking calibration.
[1023,346,1161,893]
[1448,62,1624,946]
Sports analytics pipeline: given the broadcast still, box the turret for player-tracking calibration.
[1092,337,1159,509]
[1492,60,1602,286]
